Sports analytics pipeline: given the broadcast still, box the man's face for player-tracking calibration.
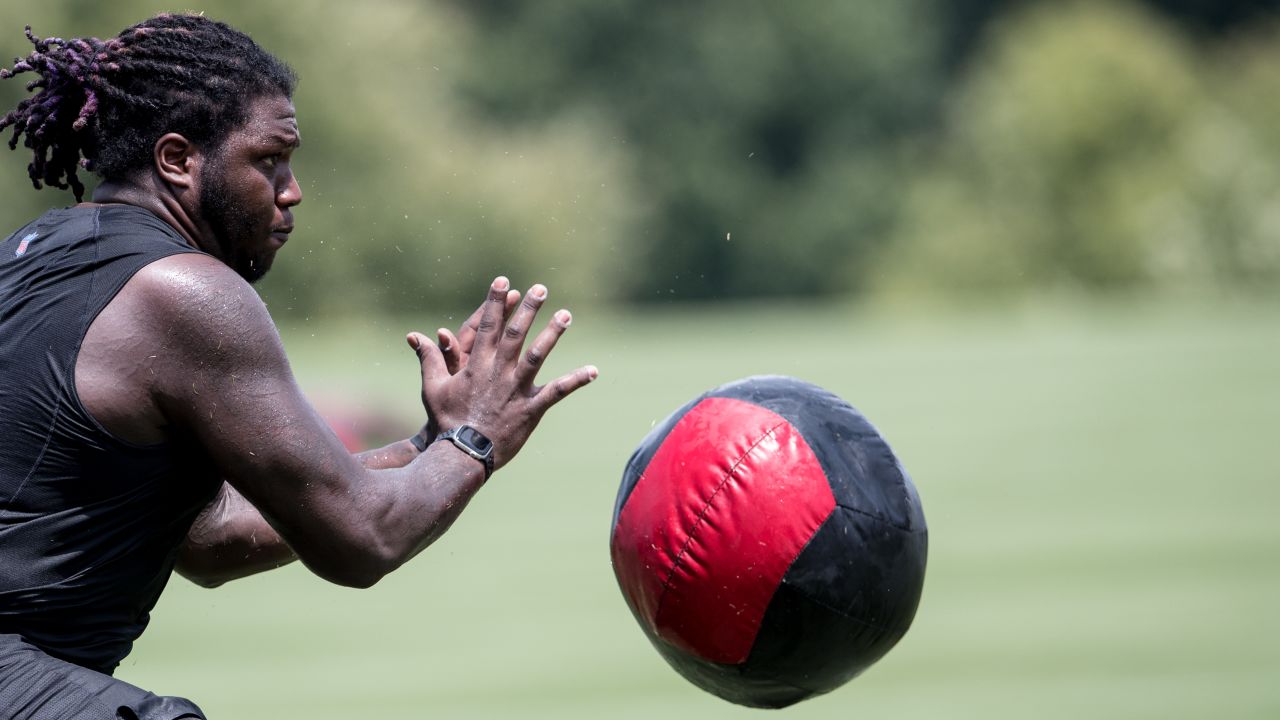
[197,94,302,283]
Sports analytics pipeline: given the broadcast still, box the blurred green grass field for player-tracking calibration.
[120,296,1280,719]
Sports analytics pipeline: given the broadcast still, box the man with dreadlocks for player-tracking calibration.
[0,13,597,720]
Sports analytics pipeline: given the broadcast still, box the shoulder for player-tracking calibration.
[122,253,288,372]
[130,253,263,322]
[77,252,289,444]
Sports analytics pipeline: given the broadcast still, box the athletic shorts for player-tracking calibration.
[0,634,205,720]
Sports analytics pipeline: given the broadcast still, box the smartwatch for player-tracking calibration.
[437,425,495,480]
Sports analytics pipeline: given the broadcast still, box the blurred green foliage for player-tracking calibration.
[1,0,1279,316]
[451,1,948,302]
[882,1,1280,298]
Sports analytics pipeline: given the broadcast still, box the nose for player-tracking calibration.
[277,169,302,208]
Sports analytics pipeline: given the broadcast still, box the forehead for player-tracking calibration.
[233,94,300,146]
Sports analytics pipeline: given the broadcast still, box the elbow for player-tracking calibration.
[175,563,229,589]
[174,544,230,589]
[189,575,226,590]
[301,531,403,589]
[323,563,389,590]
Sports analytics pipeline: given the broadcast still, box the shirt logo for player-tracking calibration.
[15,232,36,257]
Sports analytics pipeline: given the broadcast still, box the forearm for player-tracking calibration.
[177,482,297,588]
[288,439,487,588]
[354,424,431,470]
[177,426,433,588]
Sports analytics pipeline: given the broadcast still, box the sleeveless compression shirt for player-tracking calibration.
[0,205,221,675]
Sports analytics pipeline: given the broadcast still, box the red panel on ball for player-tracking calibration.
[611,397,835,664]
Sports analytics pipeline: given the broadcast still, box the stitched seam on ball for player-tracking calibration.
[783,577,909,633]
[653,419,789,616]
[834,502,918,533]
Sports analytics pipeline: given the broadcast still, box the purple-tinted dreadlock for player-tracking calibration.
[0,13,296,201]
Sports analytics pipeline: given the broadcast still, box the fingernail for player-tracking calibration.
[530,284,547,300]
[587,365,599,380]
[556,309,571,326]
[493,276,509,291]
[407,334,421,350]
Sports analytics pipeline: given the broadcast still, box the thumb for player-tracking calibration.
[406,332,429,360]
[410,332,450,386]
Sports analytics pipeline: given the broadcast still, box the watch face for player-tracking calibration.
[458,426,493,456]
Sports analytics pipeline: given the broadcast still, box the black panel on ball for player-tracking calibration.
[644,635,814,709]
[744,504,928,701]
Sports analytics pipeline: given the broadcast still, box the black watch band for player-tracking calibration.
[437,425,495,480]
[409,432,429,453]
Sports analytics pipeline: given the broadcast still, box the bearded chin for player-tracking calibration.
[241,255,272,283]
[199,170,272,284]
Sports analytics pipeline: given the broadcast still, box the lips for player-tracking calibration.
[270,226,293,244]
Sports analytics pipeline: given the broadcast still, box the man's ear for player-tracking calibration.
[153,133,199,189]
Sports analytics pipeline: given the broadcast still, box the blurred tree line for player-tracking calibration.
[1,0,1278,317]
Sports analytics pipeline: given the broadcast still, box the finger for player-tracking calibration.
[454,303,485,357]
[533,364,599,413]
[456,289,519,357]
[504,289,521,321]
[471,276,510,355]
[500,284,547,362]
[515,308,571,386]
[436,328,462,374]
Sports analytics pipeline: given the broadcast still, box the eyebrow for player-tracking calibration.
[267,132,302,149]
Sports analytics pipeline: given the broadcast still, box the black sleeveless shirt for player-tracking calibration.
[0,205,221,675]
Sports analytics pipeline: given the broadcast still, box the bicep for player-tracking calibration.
[140,257,366,550]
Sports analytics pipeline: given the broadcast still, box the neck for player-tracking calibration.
[88,179,210,253]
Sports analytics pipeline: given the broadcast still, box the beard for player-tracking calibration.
[199,163,275,284]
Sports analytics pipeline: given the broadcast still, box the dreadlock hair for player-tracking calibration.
[0,13,296,202]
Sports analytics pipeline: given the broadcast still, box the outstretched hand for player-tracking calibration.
[406,277,598,472]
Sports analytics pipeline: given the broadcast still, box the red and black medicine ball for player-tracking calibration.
[609,376,927,708]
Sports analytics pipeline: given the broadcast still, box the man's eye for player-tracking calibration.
[261,154,280,168]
